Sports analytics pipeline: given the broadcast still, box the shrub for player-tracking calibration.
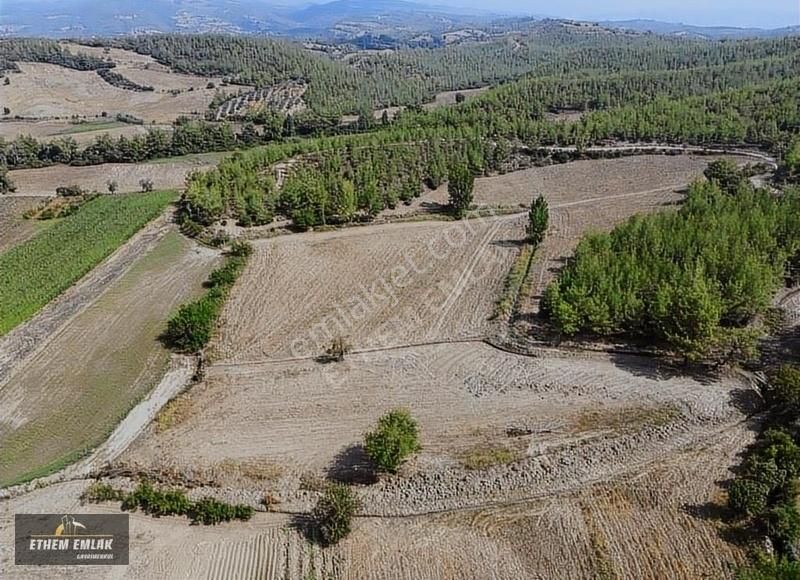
[765,366,800,409]
[325,337,351,362]
[728,478,770,517]
[229,240,253,257]
[139,178,154,193]
[364,409,421,473]
[121,481,191,517]
[56,184,85,197]
[766,503,800,550]
[82,481,125,503]
[189,497,254,525]
[312,483,359,546]
[736,557,800,580]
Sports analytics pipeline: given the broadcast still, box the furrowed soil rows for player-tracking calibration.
[211,216,524,363]
[125,341,746,504]
[0,231,218,487]
[0,420,751,580]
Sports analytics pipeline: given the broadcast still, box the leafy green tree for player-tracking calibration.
[736,557,800,580]
[785,139,800,181]
[765,366,800,409]
[527,195,549,245]
[727,477,770,517]
[311,483,359,546]
[447,164,474,219]
[766,503,800,551]
[364,409,421,473]
[704,159,746,194]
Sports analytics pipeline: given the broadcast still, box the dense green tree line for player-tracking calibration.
[179,72,800,229]
[77,32,800,115]
[541,174,800,360]
[0,38,110,73]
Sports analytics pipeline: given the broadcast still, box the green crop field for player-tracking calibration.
[0,191,175,336]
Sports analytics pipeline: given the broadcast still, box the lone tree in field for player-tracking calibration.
[527,195,549,245]
[311,483,359,546]
[364,409,421,473]
[107,180,119,194]
[448,164,474,219]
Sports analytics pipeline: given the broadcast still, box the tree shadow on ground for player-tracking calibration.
[289,512,320,545]
[326,444,378,486]
[491,238,527,248]
[609,351,720,385]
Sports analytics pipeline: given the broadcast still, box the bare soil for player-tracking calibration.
[6,153,224,196]
[0,61,240,122]
[0,196,48,253]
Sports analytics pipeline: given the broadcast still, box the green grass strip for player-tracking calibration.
[0,191,175,336]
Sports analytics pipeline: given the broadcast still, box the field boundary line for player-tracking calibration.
[0,209,174,391]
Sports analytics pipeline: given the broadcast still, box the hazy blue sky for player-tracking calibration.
[430,0,800,28]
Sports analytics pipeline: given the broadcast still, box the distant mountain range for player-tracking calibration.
[602,19,800,40]
[0,0,797,40]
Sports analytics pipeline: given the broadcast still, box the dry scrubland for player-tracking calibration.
[0,43,243,124]
[6,153,224,196]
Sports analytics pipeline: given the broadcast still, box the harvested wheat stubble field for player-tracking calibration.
[0,231,218,487]
[0,426,751,580]
[0,119,168,144]
[7,153,223,196]
[0,196,48,253]
[0,60,239,123]
[211,215,525,363]
[125,342,748,509]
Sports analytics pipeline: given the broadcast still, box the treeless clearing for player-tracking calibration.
[0,428,751,580]
[0,231,218,487]
[125,340,747,513]
[210,216,525,363]
[6,153,223,196]
[423,86,491,109]
[0,62,240,122]
[0,119,169,144]
[0,196,48,253]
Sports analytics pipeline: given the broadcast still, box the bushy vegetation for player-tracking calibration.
[0,191,174,336]
[364,409,421,473]
[447,164,474,219]
[82,481,126,502]
[162,245,251,352]
[311,483,360,546]
[729,366,800,571]
[527,195,549,245]
[86,480,253,525]
[541,176,800,361]
[737,557,800,580]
